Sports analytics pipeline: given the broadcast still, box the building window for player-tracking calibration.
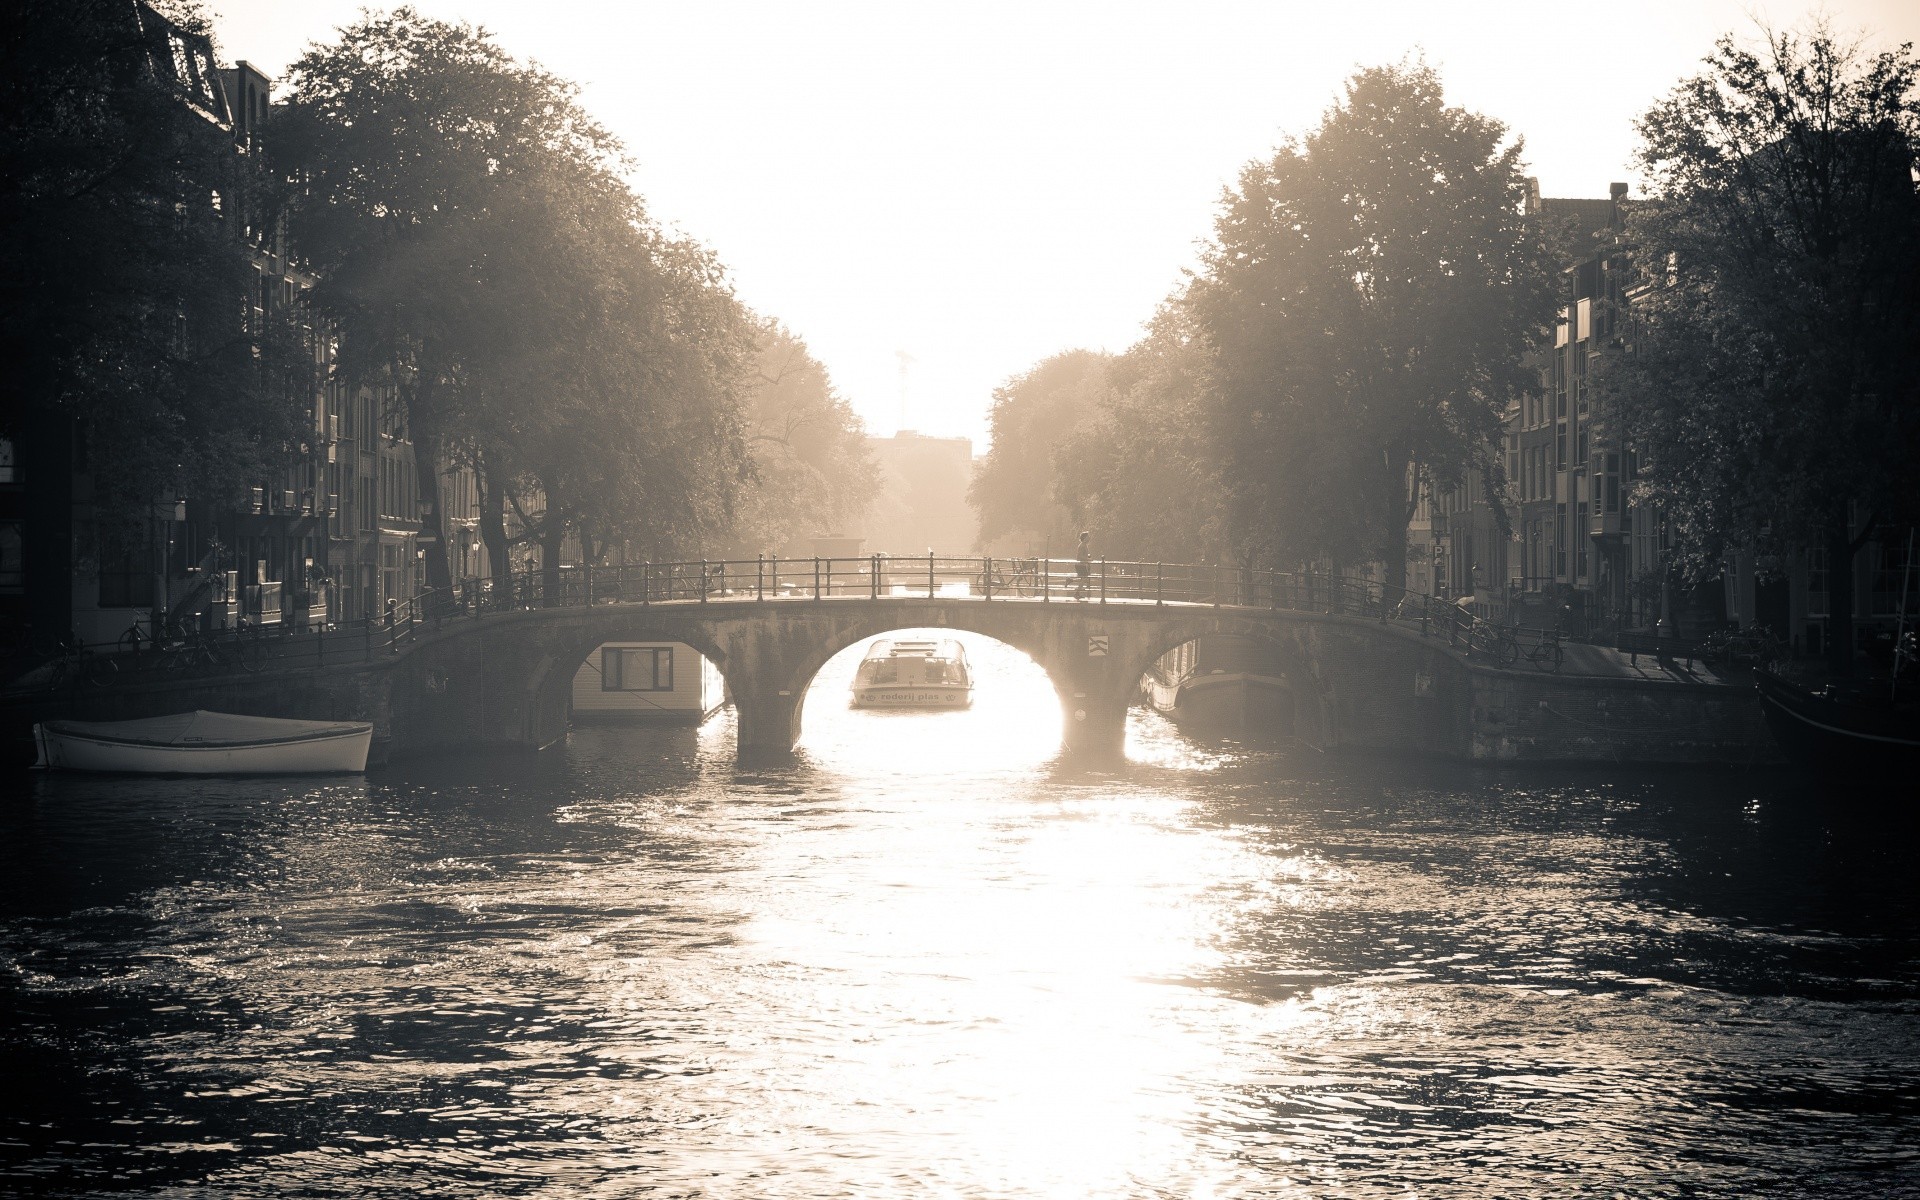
[1807,548,1829,617]
[1870,539,1913,615]
[98,546,155,609]
[1555,504,1568,578]
[0,521,20,592]
[602,646,673,692]
[1576,503,1589,577]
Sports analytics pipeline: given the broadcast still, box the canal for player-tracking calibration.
[1,630,1915,1197]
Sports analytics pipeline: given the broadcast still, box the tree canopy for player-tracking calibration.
[1052,300,1228,563]
[273,8,753,592]
[1192,61,1553,584]
[723,320,877,557]
[2,0,309,537]
[1603,26,1920,671]
[968,349,1112,553]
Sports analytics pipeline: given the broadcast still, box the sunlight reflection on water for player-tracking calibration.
[0,628,1916,1197]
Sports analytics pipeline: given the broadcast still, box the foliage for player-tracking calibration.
[968,350,1112,552]
[1606,28,1920,558]
[274,8,753,584]
[723,320,877,556]
[1602,26,1920,670]
[1190,61,1553,583]
[1052,300,1229,563]
[1,0,309,540]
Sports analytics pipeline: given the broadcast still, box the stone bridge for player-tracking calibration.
[389,595,1481,763]
[6,583,1777,767]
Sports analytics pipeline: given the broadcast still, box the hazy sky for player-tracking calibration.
[207,0,1919,451]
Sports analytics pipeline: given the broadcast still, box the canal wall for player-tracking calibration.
[1463,669,1777,765]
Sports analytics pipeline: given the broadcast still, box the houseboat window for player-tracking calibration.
[602,646,673,692]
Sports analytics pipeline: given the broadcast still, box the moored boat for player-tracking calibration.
[33,710,374,775]
[1753,670,1920,773]
[850,637,972,709]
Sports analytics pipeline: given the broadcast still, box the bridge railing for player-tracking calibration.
[5,554,1524,696]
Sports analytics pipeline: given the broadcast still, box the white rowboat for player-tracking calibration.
[33,710,374,775]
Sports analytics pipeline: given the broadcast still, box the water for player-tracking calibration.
[2,630,1916,1198]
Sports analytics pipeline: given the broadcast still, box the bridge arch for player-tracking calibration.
[722,605,1111,763]
[396,597,1479,765]
[1115,617,1331,747]
[529,622,738,741]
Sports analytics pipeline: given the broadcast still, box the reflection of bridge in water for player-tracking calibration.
[6,556,1771,767]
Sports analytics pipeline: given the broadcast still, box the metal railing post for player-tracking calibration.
[928,551,935,598]
[871,555,880,600]
[1156,563,1163,607]
[1100,560,1107,605]
[757,555,765,602]
[984,556,993,601]
[814,557,821,601]
[642,562,650,605]
[585,562,593,607]
[1214,565,1222,609]
[1043,559,1049,603]
[700,560,708,604]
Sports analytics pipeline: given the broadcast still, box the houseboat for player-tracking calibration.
[1143,634,1293,734]
[851,637,973,709]
[572,642,727,724]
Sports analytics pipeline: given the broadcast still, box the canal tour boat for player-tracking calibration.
[32,710,374,775]
[850,637,973,709]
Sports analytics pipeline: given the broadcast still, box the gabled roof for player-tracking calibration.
[1540,197,1618,249]
[132,1,232,128]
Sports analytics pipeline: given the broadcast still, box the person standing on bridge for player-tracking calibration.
[1074,531,1092,601]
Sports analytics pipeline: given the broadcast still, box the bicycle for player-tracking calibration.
[1496,626,1564,672]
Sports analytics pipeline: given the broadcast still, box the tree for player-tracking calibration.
[2,0,308,543]
[968,350,1112,552]
[275,9,618,595]
[1191,61,1553,587]
[1052,299,1229,563]
[724,319,877,556]
[1604,27,1920,675]
[275,9,755,597]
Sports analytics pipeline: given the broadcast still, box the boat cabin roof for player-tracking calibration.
[865,637,965,660]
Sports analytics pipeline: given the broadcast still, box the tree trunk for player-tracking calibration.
[1380,449,1411,597]
[540,524,565,607]
[1825,511,1856,679]
[411,429,453,609]
[476,456,512,609]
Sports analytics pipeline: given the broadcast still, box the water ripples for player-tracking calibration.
[1,630,1916,1197]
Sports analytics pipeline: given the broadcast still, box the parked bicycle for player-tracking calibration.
[1701,624,1784,669]
[1495,626,1564,672]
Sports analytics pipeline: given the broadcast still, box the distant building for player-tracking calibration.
[859,432,976,554]
[1421,183,1652,635]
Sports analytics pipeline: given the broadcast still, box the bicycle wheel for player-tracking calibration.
[1548,642,1564,672]
[1496,635,1519,668]
[81,653,118,688]
[235,635,266,673]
